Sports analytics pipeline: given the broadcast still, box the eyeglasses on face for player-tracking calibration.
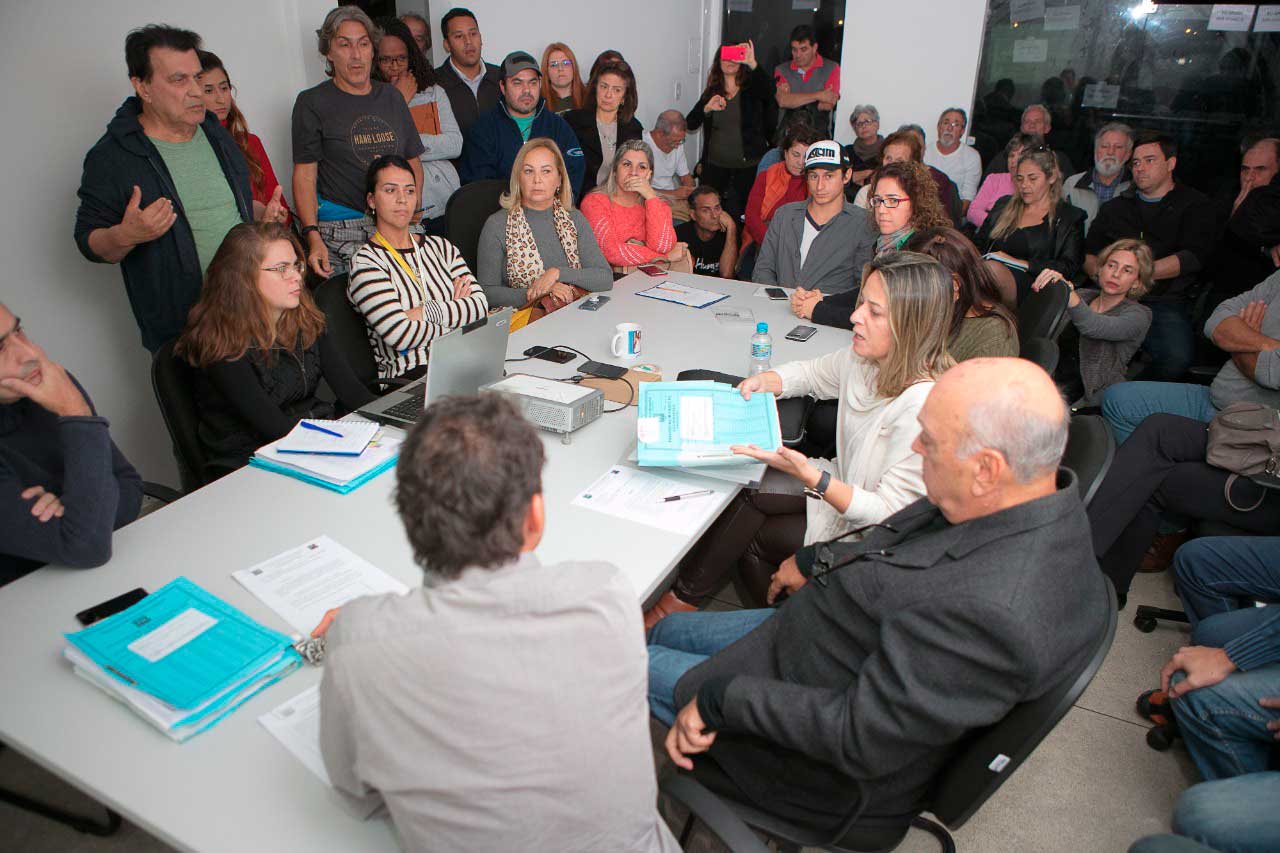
[549,59,573,68]
[854,118,878,127]
[261,261,306,279]
[378,55,408,67]
[869,195,907,209]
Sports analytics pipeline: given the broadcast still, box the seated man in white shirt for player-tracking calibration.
[922,107,982,216]
[644,109,694,221]
[316,393,678,852]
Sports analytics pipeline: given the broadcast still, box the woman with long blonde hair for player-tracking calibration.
[975,147,1086,307]
[476,138,612,325]
[176,222,374,480]
[646,251,955,624]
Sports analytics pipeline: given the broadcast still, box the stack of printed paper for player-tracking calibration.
[636,381,782,467]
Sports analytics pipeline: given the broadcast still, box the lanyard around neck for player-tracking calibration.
[373,231,421,287]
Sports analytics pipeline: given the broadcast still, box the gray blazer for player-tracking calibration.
[677,470,1110,827]
[752,200,875,294]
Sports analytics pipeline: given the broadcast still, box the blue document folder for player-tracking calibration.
[636,381,783,467]
[66,576,298,711]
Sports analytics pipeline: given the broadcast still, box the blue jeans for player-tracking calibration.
[647,609,775,725]
[1170,656,1280,780]
[1173,773,1280,852]
[1174,537,1280,626]
[1101,381,1215,444]
[1137,301,1195,382]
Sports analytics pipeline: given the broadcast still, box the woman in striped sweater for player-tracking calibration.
[348,155,489,381]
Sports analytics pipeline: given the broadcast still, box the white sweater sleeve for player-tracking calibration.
[772,348,852,401]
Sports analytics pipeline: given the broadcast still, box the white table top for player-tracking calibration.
[0,271,850,852]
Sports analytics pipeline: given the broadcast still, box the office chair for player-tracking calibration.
[1132,518,1262,634]
[662,584,1119,852]
[1061,414,1114,509]
[1018,336,1059,375]
[445,179,507,274]
[0,744,120,836]
[311,274,387,397]
[1016,281,1069,342]
[151,341,210,495]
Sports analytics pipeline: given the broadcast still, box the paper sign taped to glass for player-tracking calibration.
[636,381,782,467]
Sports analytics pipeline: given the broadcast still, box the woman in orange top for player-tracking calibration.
[738,123,819,277]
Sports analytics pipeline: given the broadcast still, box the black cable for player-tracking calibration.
[602,376,635,413]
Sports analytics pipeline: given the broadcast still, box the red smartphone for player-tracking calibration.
[721,44,747,62]
[638,264,666,277]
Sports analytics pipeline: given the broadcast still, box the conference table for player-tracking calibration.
[0,270,851,851]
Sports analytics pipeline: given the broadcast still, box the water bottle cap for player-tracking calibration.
[756,322,768,333]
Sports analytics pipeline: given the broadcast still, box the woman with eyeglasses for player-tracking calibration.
[565,60,644,199]
[844,104,883,186]
[791,160,950,329]
[541,43,585,112]
[645,251,953,624]
[373,18,462,231]
[349,156,489,381]
[197,51,290,225]
[176,223,374,481]
[975,147,1086,307]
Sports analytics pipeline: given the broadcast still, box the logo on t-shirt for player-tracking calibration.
[349,114,400,165]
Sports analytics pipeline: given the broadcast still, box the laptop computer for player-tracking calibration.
[360,308,512,427]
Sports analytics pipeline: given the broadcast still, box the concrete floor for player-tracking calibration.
[1,570,1197,852]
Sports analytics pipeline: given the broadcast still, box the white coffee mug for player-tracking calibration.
[611,323,643,358]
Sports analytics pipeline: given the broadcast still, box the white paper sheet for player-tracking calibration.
[1044,5,1080,30]
[1012,38,1049,63]
[572,466,724,535]
[259,685,331,786]
[127,609,217,663]
[1208,4,1255,31]
[1081,83,1121,110]
[233,536,409,635]
[1257,7,1280,31]
[1009,0,1045,22]
[275,420,379,456]
[636,282,728,309]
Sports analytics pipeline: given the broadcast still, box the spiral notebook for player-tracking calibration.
[275,420,379,456]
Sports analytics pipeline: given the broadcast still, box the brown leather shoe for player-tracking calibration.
[1139,530,1191,572]
[643,591,698,631]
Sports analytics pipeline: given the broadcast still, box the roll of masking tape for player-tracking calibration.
[633,363,659,374]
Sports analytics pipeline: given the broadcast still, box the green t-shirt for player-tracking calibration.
[513,113,536,142]
[151,128,242,272]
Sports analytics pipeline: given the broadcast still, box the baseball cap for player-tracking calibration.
[804,140,848,171]
[501,51,540,80]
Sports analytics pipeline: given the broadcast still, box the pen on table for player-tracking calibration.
[660,489,715,503]
[301,421,344,438]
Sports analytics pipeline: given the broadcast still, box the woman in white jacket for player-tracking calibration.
[645,251,954,623]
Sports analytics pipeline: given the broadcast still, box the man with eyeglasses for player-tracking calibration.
[75,25,279,352]
[0,303,142,586]
[434,7,501,137]
[752,141,874,295]
[645,111,694,220]
[458,51,584,194]
[923,107,982,216]
[1064,122,1134,232]
[648,357,1109,834]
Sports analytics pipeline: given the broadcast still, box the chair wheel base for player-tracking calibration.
[1146,725,1178,751]
[1134,617,1157,633]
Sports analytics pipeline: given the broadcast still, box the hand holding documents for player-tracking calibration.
[636,281,729,309]
[63,577,300,741]
[983,252,1029,272]
[252,423,402,493]
[636,381,782,467]
[276,419,378,455]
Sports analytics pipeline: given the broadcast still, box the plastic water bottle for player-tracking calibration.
[749,322,773,375]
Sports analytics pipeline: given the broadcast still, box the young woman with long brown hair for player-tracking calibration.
[176,222,374,480]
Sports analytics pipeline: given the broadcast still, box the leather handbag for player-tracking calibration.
[1205,402,1280,511]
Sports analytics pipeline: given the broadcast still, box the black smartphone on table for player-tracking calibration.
[785,325,818,342]
[764,287,788,300]
[76,587,148,626]
[579,360,628,379]
[523,345,577,364]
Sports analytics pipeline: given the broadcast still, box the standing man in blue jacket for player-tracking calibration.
[458,51,584,194]
[74,25,284,352]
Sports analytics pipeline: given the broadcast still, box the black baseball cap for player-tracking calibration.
[501,51,540,80]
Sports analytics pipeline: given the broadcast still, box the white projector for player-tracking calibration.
[482,374,604,438]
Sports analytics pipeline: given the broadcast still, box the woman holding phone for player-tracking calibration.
[686,41,775,219]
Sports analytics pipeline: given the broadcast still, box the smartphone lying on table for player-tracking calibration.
[785,325,818,342]
[76,588,148,626]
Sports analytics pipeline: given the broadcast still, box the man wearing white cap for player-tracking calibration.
[753,140,874,295]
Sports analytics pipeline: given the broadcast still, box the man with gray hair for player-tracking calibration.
[1064,122,1134,231]
[924,107,982,214]
[650,357,1109,833]
[1017,103,1075,177]
[644,109,694,220]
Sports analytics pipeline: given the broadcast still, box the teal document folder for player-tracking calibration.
[636,381,783,467]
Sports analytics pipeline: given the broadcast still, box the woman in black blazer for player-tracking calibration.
[975,147,1086,306]
[686,41,776,219]
[563,59,642,201]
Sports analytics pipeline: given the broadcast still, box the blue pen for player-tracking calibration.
[301,421,344,438]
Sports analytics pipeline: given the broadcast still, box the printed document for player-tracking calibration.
[260,685,331,786]
[233,536,409,635]
[572,466,725,535]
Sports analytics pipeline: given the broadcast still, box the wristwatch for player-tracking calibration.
[804,470,832,500]
[300,225,320,238]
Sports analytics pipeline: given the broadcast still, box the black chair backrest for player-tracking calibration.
[313,274,379,394]
[928,582,1118,829]
[445,179,507,273]
[150,341,208,494]
[1062,414,1115,508]
[1019,336,1059,374]
[1016,282,1069,341]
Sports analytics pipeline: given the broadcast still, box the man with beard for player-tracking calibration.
[923,107,982,216]
[1065,123,1134,232]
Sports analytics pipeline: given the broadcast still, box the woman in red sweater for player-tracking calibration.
[198,51,290,224]
[580,139,691,273]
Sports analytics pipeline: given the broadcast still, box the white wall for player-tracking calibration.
[834,0,989,146]
[0,0,331,485]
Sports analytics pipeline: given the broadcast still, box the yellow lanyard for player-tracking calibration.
[373,231,422,288]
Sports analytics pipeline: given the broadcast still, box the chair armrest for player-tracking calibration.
[142,482,182,505]
[660,773,771,853]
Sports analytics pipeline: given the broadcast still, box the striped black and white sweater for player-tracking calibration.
[348,236,490,380]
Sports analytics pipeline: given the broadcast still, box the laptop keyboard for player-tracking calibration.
[383,394,425,423]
